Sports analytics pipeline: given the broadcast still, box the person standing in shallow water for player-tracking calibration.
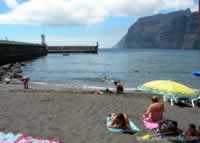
[114,80,124,94]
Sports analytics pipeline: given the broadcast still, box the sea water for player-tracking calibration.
[22,49,200,89]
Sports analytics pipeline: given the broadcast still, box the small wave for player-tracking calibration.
[82,85,113,90]
[31,81,48,85]
[30,81,136,91]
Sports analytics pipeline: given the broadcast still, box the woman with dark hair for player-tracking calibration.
[114,80,124,94]
[109,113,130,129]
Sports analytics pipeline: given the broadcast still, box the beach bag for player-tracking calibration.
[196,99,200,107]
[177,133,187,143]
[158,120,178,136]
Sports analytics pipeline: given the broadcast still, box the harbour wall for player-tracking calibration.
[0,38,98,66]
[48,44,98,54]
[0,41,47,65]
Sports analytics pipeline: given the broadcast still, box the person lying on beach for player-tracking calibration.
[114,81,124,94]
[95,88,113,95]
[105,88,113,93]
[143,96,165,122]
[109,113,130,129]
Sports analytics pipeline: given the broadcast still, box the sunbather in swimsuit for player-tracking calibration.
[109,113,130,129]
[144,96,165,122]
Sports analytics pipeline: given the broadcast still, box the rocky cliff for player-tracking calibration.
[114,9,199,49]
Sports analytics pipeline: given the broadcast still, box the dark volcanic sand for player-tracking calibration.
[0,84,199,143]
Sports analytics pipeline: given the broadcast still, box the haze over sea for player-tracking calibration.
[22,49,200,89]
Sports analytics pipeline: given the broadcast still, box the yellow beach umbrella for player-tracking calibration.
[137,80,199,99]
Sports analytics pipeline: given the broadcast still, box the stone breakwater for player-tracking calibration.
[0,40,47,84]
[0,62,25,83]
[0,40,47,66]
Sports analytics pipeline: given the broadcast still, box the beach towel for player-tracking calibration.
[16,136,60,143]
[0,132,22,143]
[143,117,159,130]
[106,116,140,133]
[0,132,60,143]
[95,89,113,95]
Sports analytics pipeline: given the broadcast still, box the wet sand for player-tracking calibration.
[0,83,199,143]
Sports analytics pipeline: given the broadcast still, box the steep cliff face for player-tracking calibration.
[114,9,199,49]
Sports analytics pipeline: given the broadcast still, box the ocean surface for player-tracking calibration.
[22,49,200,88]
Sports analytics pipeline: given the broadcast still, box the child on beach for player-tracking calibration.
[109,113,130,129]
[21,76,30,89]
[143,96,165,122]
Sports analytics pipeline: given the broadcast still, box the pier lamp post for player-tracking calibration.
[41,34,46,46]
[41,34,48,54]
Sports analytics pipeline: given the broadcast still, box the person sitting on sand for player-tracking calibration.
[143,96,165,122]
[198,126,200,140]
[184,124,199,142]
[109,113,130,129]
[114,81,124,94]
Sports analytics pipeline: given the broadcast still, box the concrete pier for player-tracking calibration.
[0,40,47,65]
[48,42,98,54]
[0,34,98,65]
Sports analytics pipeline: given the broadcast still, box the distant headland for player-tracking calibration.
[113,9,199,49]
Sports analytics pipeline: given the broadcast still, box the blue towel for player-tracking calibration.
[106,116,140,133]
[0,132,22,140]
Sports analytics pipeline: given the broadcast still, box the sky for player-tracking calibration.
[0,0,198,48]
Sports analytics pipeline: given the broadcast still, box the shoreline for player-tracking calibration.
[0,79,200,93]
[1,81,137,93]
[16,81,200,91]
[2,81,199,98]
[30,81,137,91]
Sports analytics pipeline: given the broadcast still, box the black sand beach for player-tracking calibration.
[0,84,199,143]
